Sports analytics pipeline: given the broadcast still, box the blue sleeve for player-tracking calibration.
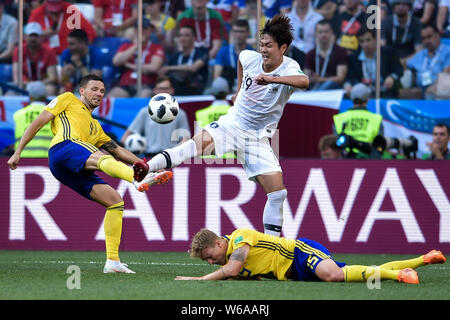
[406,51,421,71]
[215,46,228,66]
[60,49,70,66]
[90,47,105,70]
[168,52,178,66]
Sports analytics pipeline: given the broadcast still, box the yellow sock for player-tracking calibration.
[104,201,124,261]
[97,155,134,183]
[379,256,425,270]
[343,265,399,282]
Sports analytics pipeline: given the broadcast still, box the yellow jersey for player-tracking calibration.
[44,92,111,149]
[223,228,296,280]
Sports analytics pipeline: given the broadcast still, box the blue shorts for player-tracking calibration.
[292,238,346,281]
[48,140,107,200]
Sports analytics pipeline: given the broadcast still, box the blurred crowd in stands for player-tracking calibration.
[0,0,449,100]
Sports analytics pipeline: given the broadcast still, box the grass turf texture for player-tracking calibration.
[1,250,449,300]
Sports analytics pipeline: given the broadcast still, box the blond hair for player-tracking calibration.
[190,229,219,258]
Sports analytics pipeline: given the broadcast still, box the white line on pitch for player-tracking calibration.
[9,260,209,266]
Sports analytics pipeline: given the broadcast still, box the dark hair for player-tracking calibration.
[68,28,89,44]
[79,74,104,88]
[155,75,172,86]
[319,134,339,152]
[316,19,334,34]
[233,19,250,30]
[421,23,439,34]
[178,25,196,36]
[434,123,450,135]
[260,14,294,48]
[357,25,376,39]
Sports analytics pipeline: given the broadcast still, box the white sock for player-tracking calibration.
[147,139,198,171]
[106,259,121,266]
[263,189,287,237]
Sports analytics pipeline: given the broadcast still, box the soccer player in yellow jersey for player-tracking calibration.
[7,74,172,274]
[175,228,446,284]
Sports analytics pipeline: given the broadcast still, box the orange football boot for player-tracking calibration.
[423,250,446,265]
[397,268,419,284]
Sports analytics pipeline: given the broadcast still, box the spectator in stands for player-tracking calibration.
[261,0,291,19]
[12,22,58,96]
[13,81,53,158]
[332,0,367,56]
[158,25,209,95]
[28,0,97,57]
[161,0,186,19]
[412,0,438,25]
[120,76,191,158]
[422,123,450,160]
[404,24,450,99]
[0,1,18,63]
[345,27,403,98]
[312,0,339,21]
[287,0,324,68]
[304,20,348,90]
[381,0,423,68]
[177,0,227,60]
[318,134,341,159]
[108,17,165,98]
[144,0,176,53]
[437,0,450,37]
[60,29,104,94]
[207,0,244,31]
[93,0,138,39]
[213,19,253,92]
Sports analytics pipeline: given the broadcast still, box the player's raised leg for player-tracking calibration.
[146,129,214,171]
[256,172,287,237]
[379,249,446,270]
[89,184,135,274]
[85,151,171,191]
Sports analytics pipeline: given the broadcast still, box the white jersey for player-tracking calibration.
[232,50,305,133]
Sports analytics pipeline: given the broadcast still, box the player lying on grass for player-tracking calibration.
[7,74,171,274]
[175,228,446,284]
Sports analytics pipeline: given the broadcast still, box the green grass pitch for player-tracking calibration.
[1,250,449,300]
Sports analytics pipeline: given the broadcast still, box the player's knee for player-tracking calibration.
[267,188,287,202]
[323,270,345,282]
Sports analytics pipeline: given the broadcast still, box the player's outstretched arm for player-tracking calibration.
[175,245,250,280]
[8,110,54,170]
[255,74,309,89]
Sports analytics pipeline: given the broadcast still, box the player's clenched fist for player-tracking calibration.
[7,152,20,170]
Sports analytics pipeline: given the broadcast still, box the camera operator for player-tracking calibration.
[318,134,342,159]
[422,123,450,160]
[333,83,384,158]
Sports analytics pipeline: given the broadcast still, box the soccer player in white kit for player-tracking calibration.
[144,14,309,236]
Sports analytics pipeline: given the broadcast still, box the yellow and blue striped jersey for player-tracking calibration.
[44,92,111,149]
[223,228,296,280]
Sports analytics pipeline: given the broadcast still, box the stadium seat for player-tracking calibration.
[442,38,450,46]
[92,37,130,66]
[102,65,119,90]
[93,37,130,89]
[0,64,13,82]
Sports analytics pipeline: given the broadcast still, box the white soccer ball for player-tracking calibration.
[148,93,179,124]
[124,133,147,155]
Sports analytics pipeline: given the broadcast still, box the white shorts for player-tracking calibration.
[202,112,282,181]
